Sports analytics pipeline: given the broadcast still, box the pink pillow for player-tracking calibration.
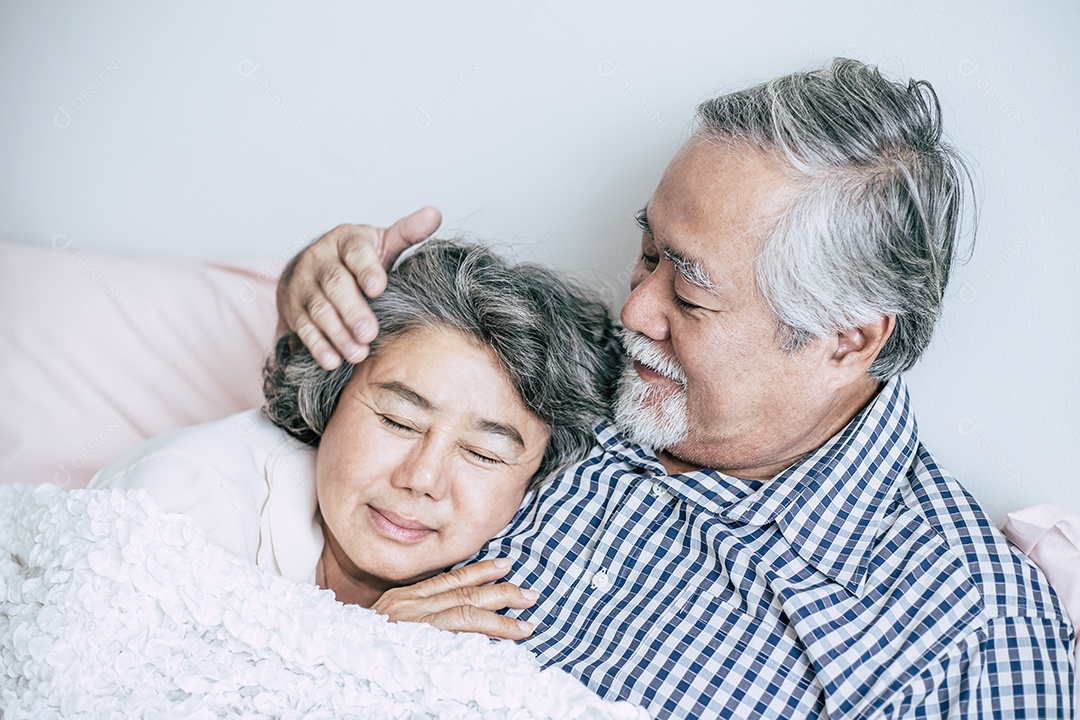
[1003,503,1080,710]
[0,240,280,488]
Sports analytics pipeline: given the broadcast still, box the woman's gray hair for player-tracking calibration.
[695,57,975,379]
[264,239,623,488]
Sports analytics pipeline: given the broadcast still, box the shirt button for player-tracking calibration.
[650,481,668,498]
[590,570,610,590]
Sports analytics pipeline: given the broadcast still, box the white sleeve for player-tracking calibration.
[90,444,261,565]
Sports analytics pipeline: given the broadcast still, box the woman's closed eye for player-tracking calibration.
[463,446,504,465]
[380,415,419,434]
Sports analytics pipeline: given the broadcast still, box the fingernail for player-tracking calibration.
[319,352,341,369]
[521,588,539,601]
[344,342,365,362]
[362,274,379,294]
[355,321,376,343]
[517,620,534,634]
[492,557,512,569]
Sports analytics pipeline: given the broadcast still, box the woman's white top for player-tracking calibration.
[89,409,324,583]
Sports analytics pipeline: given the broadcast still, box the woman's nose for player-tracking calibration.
[390,439,449,499]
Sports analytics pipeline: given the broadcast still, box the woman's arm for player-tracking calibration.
[90,448,259,563]
[88,413,275,565]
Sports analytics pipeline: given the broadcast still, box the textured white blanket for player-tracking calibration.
[0,484,649,719]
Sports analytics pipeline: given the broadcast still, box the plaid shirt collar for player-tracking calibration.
[597,376,918,597]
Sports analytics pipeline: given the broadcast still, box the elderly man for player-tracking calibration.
[277,59,1074,718]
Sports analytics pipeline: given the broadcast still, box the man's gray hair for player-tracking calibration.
[695,57,974,379]
[264,239,624,488]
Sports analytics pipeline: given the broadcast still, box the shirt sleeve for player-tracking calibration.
[966,615,1075,719]
[877,614,1075,718]
[89,447,260,564]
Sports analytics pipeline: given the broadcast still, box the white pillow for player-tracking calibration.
[0,240,280,488]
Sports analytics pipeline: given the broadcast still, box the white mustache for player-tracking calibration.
[620,329,686,385]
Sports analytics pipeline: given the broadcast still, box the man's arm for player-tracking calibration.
[966,614,1075,718]
[277,207,442,369]
[876,615,1074,718]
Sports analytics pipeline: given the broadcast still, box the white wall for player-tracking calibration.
[2,1,1077,521]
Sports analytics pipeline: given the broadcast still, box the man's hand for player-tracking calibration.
[371,558,539,641]
[277,206,443,369]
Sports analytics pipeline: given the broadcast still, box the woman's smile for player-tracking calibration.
[367,506,435,543]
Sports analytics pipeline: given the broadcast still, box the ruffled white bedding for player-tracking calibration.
[0,484,649,719]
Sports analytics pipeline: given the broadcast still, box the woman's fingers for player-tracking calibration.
[376,574,537,616]
[438,581,539,612]
[426,605,535,641]
[378,582,536,618]
[370,558,539,640]
[407,557,515,597]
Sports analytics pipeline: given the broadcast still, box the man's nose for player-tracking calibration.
[620,264,670,342]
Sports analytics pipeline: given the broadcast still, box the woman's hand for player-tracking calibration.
[276,206,443,369]
[371,558,539,640]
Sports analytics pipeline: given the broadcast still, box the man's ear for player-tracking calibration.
[831,315,896,375]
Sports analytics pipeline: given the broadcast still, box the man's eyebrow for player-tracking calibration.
[637,204,722,293]
[663,247,722,293]
[634,206,651,235]
[376,382,435,411]
[473,419,525,449]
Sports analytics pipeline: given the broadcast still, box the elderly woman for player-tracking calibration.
[91,239,622,631]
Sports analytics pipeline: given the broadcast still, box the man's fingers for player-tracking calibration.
[339,236,390,310]
[292,312,344,370]
[346,207,442,299]
[407,558,514,598]
[317,265,379,350]
[380,206,442,266]
[277,210,440,365]
[304,291,369,366]
[427,605,535,641]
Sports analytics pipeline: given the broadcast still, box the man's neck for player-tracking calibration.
[657,450,704,476]
[657,377,884,481]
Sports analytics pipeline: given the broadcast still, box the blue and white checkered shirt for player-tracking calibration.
[474,376,1075,718]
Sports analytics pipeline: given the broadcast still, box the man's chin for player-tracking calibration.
[614,401,688,453]
[614,368,689,451]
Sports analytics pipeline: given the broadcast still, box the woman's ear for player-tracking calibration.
[832,315,896,374]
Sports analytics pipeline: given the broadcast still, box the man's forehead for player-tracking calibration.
[645,143,793,291]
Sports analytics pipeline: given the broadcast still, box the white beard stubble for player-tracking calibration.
[613,329,690,452]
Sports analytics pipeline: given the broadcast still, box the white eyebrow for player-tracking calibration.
[640,204,724,294]
[663,247,721,293]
